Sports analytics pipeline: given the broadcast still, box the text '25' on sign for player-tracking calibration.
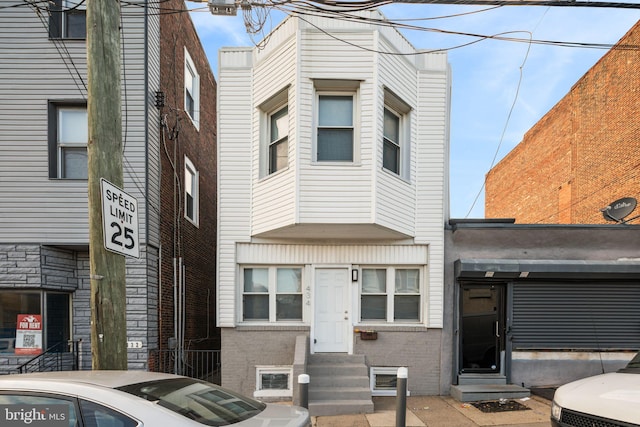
[101,178,140,258]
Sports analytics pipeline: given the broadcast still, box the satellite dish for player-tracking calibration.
[601,197,637,223]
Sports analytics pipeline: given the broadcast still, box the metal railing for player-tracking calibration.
[149,349,221,384]
[18,340,81,374]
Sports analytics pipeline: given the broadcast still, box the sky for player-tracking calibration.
[187,1,640,218]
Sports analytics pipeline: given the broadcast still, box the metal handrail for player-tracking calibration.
[17,340,81,374]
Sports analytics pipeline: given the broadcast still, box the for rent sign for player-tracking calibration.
[101,178,140,258]
[15,314,42,355]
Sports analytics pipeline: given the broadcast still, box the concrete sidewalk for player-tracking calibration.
[313,395,552,427]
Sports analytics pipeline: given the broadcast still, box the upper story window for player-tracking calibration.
[269,106,289,174]
[242,267,303,322]
[48,102,87,179]
[49,0,86,39]
[360,267,421,323]
[383,89,412,180]
[383,107,400,174]
[184,48,200,129]
[317,94,354,162]
[184,156,199,226]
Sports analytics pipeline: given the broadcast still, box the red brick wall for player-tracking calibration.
[158,1,219,350]
[485,20,640,224]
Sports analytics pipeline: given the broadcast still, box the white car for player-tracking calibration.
[0,370,310,427]
[551,351,640,427]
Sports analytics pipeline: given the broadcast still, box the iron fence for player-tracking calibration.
[149,349,221,384]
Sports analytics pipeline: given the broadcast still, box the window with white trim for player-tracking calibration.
[370,367,410,396]
[242,267,303,322]
[254,366,293,398]
[383,107,400,174]
[184,156,199,226]
[316,94,354,162]
[269,105,289,174]
[360,268,421,322]
[48,102,87,179]
[383,89,411,180]
[184,48,200,129]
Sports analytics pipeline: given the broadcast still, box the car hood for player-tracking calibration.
[554,372,640,424]
[240,403,310,427]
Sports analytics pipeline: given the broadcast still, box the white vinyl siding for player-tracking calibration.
[218,48,254,326]
[217,12,449,328]
[251,37,297,236]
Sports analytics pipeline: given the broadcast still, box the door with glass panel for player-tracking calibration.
[460,284,505,374]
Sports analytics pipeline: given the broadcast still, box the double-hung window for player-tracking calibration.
[242,267,303,322]
[382,89,411,179]
[184,48,200,129]
[383,107,401,174]
[48,102,87,179]
[269,106,289,174]
[317,94,354,162]
[49,0,86,39]
[360,267,421,322]
[184,156,199,226]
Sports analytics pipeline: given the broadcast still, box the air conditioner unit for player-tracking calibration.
[208,0,237,15]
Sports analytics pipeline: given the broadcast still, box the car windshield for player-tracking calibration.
[618,351,640,373]
[117,377,266,426]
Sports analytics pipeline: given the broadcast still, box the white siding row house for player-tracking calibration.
[217,10,452,407]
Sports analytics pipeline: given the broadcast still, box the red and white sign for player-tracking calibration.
[15,314,43,355]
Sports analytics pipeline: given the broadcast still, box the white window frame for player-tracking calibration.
[184,156,199,226]
[268,105,289,175]
[359,267,422,324]
[241,266,305,323]
[57,105,88,179]
[258,88,290,178]
[370,367,410,397]
[315,92,356,163]
[184,48,200,130]
[383,89,412,181]
[254,366,293,398]
[383,106,401,175]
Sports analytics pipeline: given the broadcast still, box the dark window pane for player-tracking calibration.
[383,139,399,174]
[361,295,386,320]
[317,128,353,161]
[269,138,288,173]
[276,295,302,320]
[243,295,268,320]
[375,374,397,390]
[394,295,419,320]
[79,399,137,427]
[65,11,86,38]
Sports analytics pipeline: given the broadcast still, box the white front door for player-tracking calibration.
[314,268,350,352]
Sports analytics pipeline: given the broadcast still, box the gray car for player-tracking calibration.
[0,370,310,426]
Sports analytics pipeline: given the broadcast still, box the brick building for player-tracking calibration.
[158,1,219,359]
[485,20,640,224]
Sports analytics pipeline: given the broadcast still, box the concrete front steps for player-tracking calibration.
[307,353,374,416]
[451,373,530,402]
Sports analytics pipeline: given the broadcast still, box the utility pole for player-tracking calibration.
[87,0,128,370]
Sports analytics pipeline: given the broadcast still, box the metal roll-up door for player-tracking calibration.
[512,281,640,350]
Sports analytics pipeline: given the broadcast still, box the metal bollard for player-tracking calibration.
[298,374,310,409]
[396,367,408,427]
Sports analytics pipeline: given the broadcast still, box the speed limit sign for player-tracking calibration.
[100,178,140,258]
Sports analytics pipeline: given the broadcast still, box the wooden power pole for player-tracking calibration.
[86,0,128,370]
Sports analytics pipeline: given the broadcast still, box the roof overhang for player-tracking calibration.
[455,259,640,280]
